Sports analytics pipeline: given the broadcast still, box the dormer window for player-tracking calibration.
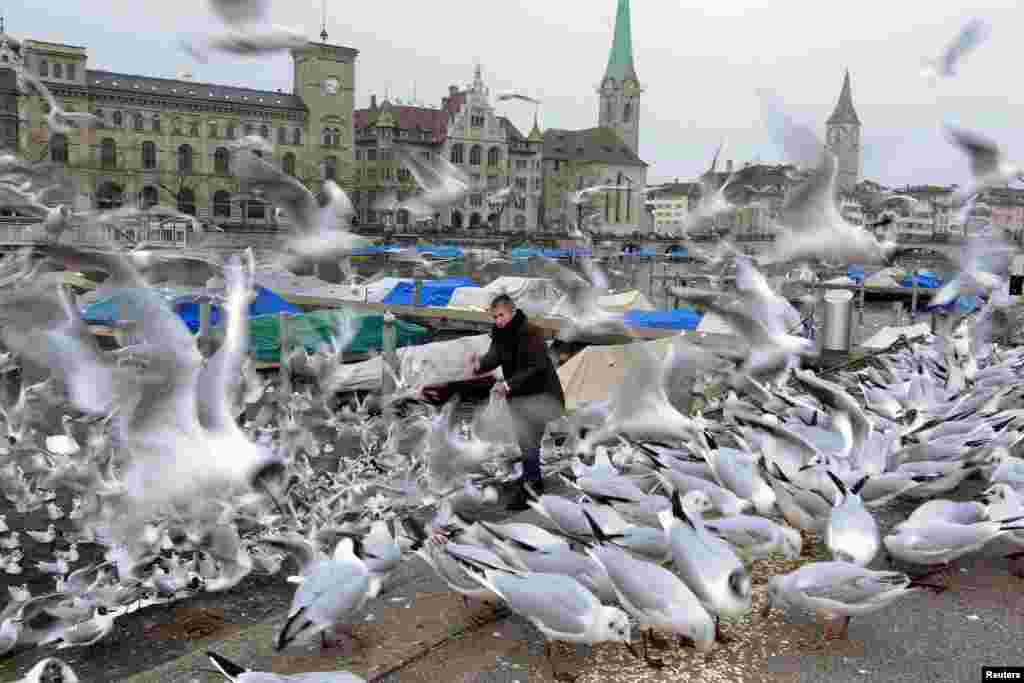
[39,59,48,77]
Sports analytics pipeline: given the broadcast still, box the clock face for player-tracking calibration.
[322,77,340,96]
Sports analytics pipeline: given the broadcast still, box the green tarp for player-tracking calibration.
[214,308,430,362]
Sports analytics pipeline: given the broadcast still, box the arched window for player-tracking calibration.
[450,143,464,164]
[140,186,158,209]
[451,210,463,229]
[189,121,200,137]
[152,114,161,132]
[259,124,269,140]
[100,138,117,169]
[514,214,527,229]
[623,101,632,123]
[397,208,409,226]
[141,141,156,169]
[322,127,331,146]
[178,144,193,174]
[605,98,614,123]
[96,181,123,210]
[39,59,48,77]
[51,134,68,163]
[94,109,104,127]
[214,147,230,175]
[133,113,144,131]
[112,111,123,127]
[246,199,266,220]
[213,190,232,217]
[282,152,296,176]
[292,128,301,145]
[177,187,196,216]
[53,63,62,79]
[469,212,482,228]
[487,147,500,166]
[324,156,337,181]
[469,145,482,166]
[277,126,286,144]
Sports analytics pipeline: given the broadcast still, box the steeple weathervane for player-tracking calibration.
[319,0,328,41]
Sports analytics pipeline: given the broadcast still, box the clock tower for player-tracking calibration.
[291,39,358,187]
[825,70,861,193]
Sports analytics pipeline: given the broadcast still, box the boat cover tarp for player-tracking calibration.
[382,277,479,307]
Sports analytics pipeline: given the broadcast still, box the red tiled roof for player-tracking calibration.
[353,102,451,143]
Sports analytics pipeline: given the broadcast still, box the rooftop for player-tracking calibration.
[827,70,860,126]
[85,69,306,110]
[543,127,646,167]
[353,99,450,143]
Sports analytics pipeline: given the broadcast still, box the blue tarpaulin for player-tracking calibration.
[382,277,480,307]
[901,272,943,289]
[667,246,689,258]
[510,247,591,259]
[351,245,404,256]
[623,247,658,257]
[82,287,191,325]
[847,266,866,284]
[624,308,703,331]
[416,244,464,258]
[175,285,300,333]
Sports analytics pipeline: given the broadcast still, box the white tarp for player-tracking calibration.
[255,268,370,302]
[865,267,906,289]
[860,322,931,350]
[695,311,736,335]
[325,333,498,394]
[549,289,655,318]
[447,277,563,316]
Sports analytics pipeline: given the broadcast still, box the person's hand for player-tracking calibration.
[493,381,509,397]
[422,386,442,402]
[468,352,481,376]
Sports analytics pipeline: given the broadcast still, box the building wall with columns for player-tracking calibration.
[6,34,356,228]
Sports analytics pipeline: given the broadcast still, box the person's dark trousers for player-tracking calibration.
[518,419,545,488]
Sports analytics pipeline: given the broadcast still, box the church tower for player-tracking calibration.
[825,70,861,192]
[598,0,642,154]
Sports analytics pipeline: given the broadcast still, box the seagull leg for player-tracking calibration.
[647,628,670,649]
[643,629,665,668]
[1005,551,1024,578]
[545,642,577,682]
[714,616,733,644]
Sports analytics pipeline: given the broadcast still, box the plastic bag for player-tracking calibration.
[473,391,520,446]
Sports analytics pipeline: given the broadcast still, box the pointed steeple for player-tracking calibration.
[827,70,860,126]
[528,110,543,141]
[603,0,638,85]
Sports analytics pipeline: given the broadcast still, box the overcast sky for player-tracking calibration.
[10,1,1024,188]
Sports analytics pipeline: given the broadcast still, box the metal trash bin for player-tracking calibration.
[822,289,855,352]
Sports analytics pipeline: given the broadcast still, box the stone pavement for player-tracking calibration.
[118,487,1024,683]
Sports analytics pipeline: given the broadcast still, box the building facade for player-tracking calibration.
[825,70,861,193]
[0,34,19,153]
[351,66,544,231]
[542,0,648,234]
[5,30,357,227]
[645,181,699,234]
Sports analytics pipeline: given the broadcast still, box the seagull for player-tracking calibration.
[395,146,474,212]
[207,0,270,27]
[15,658,80,683]
[495,92,542,105]
[920,18,991,81]
[763,561,943,640]
[449,549,636,681]
[18,70,101,134]
[946,126,1023,203]
[183,26,308,62]
[208,650,367,682]
[823,472,879,567]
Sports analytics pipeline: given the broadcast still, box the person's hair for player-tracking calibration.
[489,293,515,310]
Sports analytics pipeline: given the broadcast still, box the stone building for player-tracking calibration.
[541,0,648,234]
[6,29,357,227]
[825,70,862,193]
[644,181,700,234]
[0,33,19,153]
[351,66,544,231]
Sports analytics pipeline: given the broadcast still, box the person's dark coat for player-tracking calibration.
[478,309,565,407]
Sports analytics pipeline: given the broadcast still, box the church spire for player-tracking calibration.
[603,0,638,85]
[827,70,860,125]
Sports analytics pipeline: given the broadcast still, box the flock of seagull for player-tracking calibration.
[0,5,1023,683]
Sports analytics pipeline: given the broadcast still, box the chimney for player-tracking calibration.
[449,85,459,96]
[370,94,377,110]
[726,160,733,173]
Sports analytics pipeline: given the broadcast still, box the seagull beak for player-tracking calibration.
[625,641,641,659]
